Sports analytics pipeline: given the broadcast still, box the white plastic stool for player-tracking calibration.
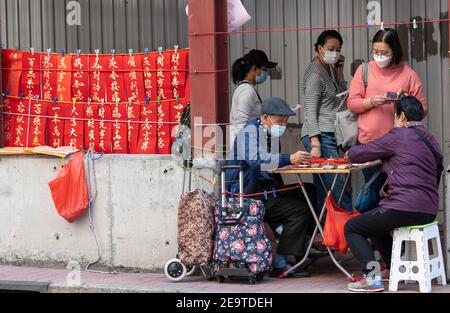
[389,221,447,293]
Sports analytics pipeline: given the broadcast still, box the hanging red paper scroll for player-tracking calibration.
[2,49,23,96]
[2,96,13,146]
[9,98,30,147]
[136,102,157,154]
[63,100,84,149]
[84,102,99,152]
[142,52,158,101]
[89,53,107,102]
[105,55,126,154]
[157,100,171,154]
[124,54,145,153]
[56,54,73,102]
[97,101,112,153]
[72,54,89,102]
[170,99,189,144]
[48,100,65,148]
[156,51,172,154]
[42,53,58,102]
[21,52,41,99]
[171,49,189,99]
[28,98,48,147]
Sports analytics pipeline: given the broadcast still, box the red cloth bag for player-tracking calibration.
[48,151,89,223]
[322,195,360,253]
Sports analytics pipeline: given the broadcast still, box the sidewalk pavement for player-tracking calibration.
[0,257,449,293]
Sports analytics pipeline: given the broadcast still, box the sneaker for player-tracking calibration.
[347,275,385,293]
[270,264,311,279]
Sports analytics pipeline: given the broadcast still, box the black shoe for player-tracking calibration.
[270,265,311,279]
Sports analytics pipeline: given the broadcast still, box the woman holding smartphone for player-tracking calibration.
[301,30,353,212]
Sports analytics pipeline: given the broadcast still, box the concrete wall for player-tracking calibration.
[0,154,214,271]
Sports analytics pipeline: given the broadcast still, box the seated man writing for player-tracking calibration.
[226,97,316,278]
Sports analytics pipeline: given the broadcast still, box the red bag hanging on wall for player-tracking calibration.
[42,53,58,102]
[72,54,90,102]
[157,100,171,154]
[111,102,128,154]
[322,195,360,253]
[9,98,30,147]
[84,102,100,152]
[21,52,41,98]
[28,98,48,147]
[48,100,65,148]
[63,100,85,149]
[143,52,158,101]
[136,102,158,154]
[48,151,89,223]
[2,49,23,97]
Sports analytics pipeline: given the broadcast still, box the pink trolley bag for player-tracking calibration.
[212,165,272,284]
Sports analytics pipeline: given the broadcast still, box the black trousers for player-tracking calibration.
[256,184,316,257]
[344,207,435,274]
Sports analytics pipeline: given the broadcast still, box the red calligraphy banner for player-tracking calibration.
[21,52,41,99]
[136,103,157,154]
[157,101,171,154]
[28,99,48,147]
[2,49,23,96]
[2,96,13,146]
[10,98,30,147]
[111,103,128,154]
[42,53,58,102]
[170,99,189,145]
[124,54,145,102]
[63,101,84,149]
[48,102,64,148]
[156,51,172,100]
[56,55,73,102]
[72,55,89,102]
[127,101,141,154]
[143,53,158,101]
[97,102,112,153]
[89,55,107,102]
[84,103,99,152]
[171,49,189,99]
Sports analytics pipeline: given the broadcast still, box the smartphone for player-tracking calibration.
[385,91,398,101]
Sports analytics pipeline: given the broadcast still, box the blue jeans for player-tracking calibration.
[302,133,353,213]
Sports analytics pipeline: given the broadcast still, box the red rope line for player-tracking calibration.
[189,18,450,36]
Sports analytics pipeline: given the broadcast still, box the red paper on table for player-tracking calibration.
[142,53,158,101]
[72,55,90,102]
[97,102,112,153]
[89,54,108,102]
[84,103,100,152]
[2,49,23,96]
[21,52,41,98]
[56,55,73,102]
[124,54,145,102]
[42,53,58,102]
[28,99,48,147]
[170,99,189,144]
[157,100,171,154]
[63,101,84,150]
[136,103,157,154]
[2,96,13,146]
[308,158,350,166]
[48,102,65,148]
[111,103,128,154]
[156,51,172,100]
[127,101,141,154]
[171,49,188,99]
[10,98,30,147]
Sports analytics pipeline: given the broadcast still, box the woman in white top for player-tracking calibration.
[229,49,277,142]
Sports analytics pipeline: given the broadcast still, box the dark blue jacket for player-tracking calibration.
[226,119,292,195]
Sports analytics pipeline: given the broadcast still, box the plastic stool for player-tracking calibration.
[389,221,447,293]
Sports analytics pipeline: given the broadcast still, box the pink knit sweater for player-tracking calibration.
[348,61,427,144]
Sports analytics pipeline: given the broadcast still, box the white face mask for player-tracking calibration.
[373,54,393,68]
[322,50,341,65]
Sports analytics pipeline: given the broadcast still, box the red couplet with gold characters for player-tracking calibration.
[2,49,23,97]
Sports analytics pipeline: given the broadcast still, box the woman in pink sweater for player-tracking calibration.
[348,28,427,211]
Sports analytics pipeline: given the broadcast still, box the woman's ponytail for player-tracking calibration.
[231,57,252,85]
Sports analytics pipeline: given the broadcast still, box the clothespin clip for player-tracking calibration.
[128,97,133,106]
[46,48,52,57]
[61,49,65,57]
[231,187,237,196]
[53,96,57,106]
[145,96,150,106]
[174,44,179,53]
[35,95,40,103]
[412,18,418,29]
[380,21,384,30]
[72,97,77,106]
[115,98,120,107]
[144,48,149,56]
[158,47,163,55]
[30,47,35,55]
[76,49,81,58]
[157,96,161,105]
[19,91,23,101]
[175,93,180,102]
[128,49,133,57]
[2,90,9,99]
[272,188,277,198]
[95,49,100,58]
[264,190,268,201]
[88,98,92,106]
[111,49,116,58]
[367,19,373,29]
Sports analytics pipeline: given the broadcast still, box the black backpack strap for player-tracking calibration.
[411,127,443,185]
[238,81,263,104]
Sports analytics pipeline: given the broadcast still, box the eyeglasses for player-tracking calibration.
[371,49,393,57]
